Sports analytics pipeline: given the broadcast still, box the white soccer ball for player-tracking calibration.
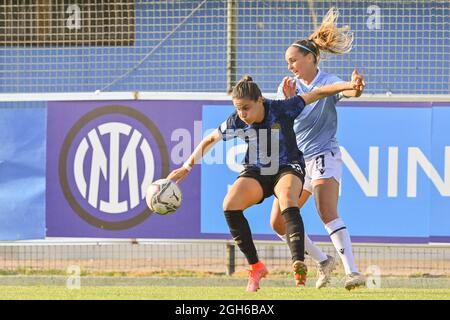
[145,179,182,215]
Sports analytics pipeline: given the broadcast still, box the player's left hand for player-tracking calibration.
[167,167,189,184]
[351,69,365,92]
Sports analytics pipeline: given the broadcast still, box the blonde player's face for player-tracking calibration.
[232,97,263,125]
[285,46,315,79]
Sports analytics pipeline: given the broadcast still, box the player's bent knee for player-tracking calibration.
[278,200,298,211]
[223,196,243,211]
[277,194,298,210]
[276,189,291,200]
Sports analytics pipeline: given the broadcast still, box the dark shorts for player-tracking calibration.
[237,164,305,204]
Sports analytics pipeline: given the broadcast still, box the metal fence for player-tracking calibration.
[0,0,449,94]
[1,239,449,277]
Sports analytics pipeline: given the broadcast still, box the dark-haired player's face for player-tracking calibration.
[232,97,263,125]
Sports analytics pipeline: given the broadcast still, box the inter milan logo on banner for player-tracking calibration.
[59,105,169,230]
[73,123,153,213]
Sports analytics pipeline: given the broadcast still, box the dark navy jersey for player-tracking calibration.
[218,95,306,170]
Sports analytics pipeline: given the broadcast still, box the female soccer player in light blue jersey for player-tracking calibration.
[270,8,366,290]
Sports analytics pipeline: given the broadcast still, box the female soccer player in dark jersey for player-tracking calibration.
[168,74,362,292]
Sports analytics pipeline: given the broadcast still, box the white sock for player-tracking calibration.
[304,234,328,264]
[277,233,328,264]
[325,218,359,274]
[277,233,287,242]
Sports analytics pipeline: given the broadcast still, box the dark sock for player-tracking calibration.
[282,207,305,262]
[224,210,258,265]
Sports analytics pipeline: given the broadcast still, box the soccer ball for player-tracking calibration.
[145,179,182,215]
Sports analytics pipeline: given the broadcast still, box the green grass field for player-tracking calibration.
[1,286,449,300]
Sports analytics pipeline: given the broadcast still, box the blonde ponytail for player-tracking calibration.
[308,7,354,55]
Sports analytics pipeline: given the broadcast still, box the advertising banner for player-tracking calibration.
[0,105,46,240]
[429,103,450,242]
[46,101,203,238]
[201,102,450,243]
[45,100,450,242]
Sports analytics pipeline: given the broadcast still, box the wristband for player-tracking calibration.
[183,162,193,171]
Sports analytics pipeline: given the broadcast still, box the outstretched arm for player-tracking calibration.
[300,70,364,105]
[300,82,354,105]
[167,130,222,184]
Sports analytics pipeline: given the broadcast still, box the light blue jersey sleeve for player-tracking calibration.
[323,73,346,102]
[276,74,346,102]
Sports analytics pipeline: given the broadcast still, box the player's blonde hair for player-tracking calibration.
[291,8,354,63]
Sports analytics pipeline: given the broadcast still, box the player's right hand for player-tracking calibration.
[351,69,365,91]
[167,167,189,184]
[282,76,297,98]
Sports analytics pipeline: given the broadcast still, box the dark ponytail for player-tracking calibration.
[231,75,262,101]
